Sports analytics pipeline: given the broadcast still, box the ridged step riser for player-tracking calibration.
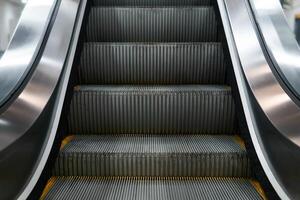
[42,177,264,200]
[92,0,213,6]
[80,43,226,84]
[86,7,218,42]
[54,153,250,177]
[54,135,249,177]
[68,86,236,135]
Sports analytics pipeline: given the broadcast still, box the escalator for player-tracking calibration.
[38,1,267,199]
[2,0,300,199]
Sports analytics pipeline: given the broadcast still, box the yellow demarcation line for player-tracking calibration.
[250,180,268,200]
[74,85,81,91]
[60,135,75,150]
[233,135,246,149]
[40,177,57,200]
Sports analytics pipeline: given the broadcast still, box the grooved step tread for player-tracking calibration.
[86,7,218,42]
[79,43,226,84]
[68,85,235,135]
[54,135,250,177]
[39,0,268,199]
[41,177,265,200]
[92,0,213,6]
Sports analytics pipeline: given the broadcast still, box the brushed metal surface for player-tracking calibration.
[0,1,82,198]
[218,0,300,199]
[224,0,300,149]
[0,0,80,152]
[0,0,56,106]
[250,0,300,100]
[14,0,86,199]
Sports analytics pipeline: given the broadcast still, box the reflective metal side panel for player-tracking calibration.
[223,1,300,148]
[0,0,80,151]
[250,0,300,100]
[0,0,56,106]
[218,0,300,199]
[0,0,87,199]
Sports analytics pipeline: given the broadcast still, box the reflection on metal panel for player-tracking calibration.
[218,0,300,199]
[0,0,86,199]
[0,0,26,54]
[226,0,300,147]
[0,0,56,106]
[250,0,300,101]
[0,0,77,151]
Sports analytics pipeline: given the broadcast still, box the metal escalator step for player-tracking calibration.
[54,135,250,177]
[92,0,213,6]
[41,177,265,200]
[86,7,218,42]
[68,85,235,135]
[79,43,226,84]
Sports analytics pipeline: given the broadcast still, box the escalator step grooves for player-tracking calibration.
[92,0,213,6]
[39,1,268,198]
[86,7,218,42]
[79,43,226,84]
[68,85,235,135]
[41,177,264,200]
[53,135,250,177]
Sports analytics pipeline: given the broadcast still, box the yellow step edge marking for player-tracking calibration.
[60,135,75,150]
[233,135,246,149]
[250,180,267,200]
[40,177,57,200]
[74,85,81,91]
